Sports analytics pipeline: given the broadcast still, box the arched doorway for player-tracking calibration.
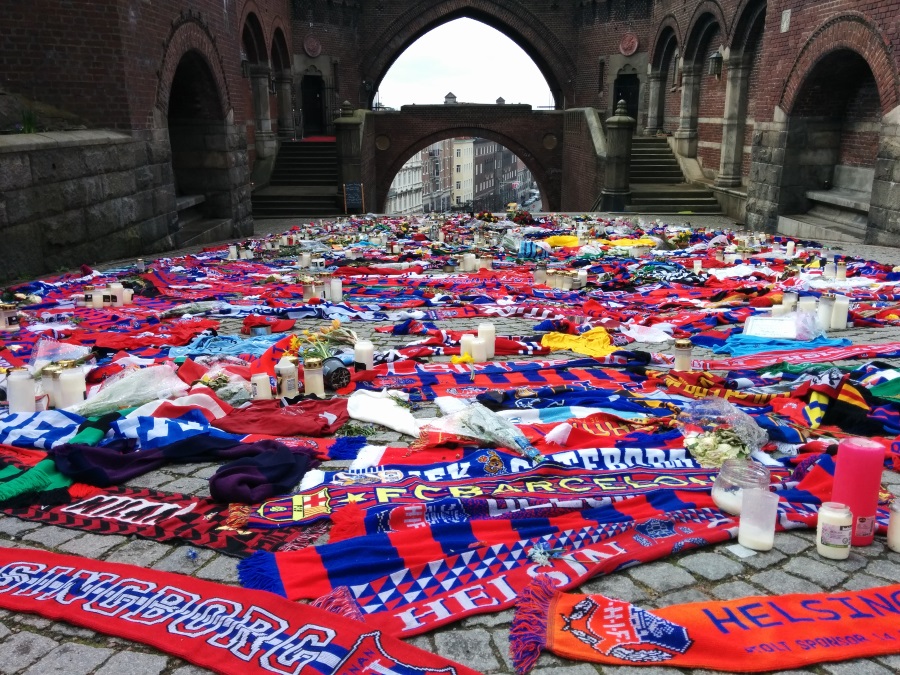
[167,51,232,224]
[780,50,881,238]
[242,12,276,166]
[613,65,640,121]
[301,68,326,136]
[271,27,295,139]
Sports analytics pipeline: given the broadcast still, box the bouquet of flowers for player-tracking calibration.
[475,211,499,223]
[288,319,359,360]
[511,210,535,225]
[683,428,751,468]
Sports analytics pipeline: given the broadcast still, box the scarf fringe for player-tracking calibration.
[237,551,287,597]
[0,462,58,503]
[68,483,105,499]
[328,502,366,542]
[509,574,557,675]
[311,586,365,623]
[328,436,368,460]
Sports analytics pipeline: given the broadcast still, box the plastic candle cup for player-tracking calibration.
[353,340,375,371]
[738,488,780,551]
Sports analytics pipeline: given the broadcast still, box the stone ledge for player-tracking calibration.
[0,130,133,154]
[806,188,870,213]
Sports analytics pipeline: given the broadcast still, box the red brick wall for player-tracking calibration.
[742,39,766,177]
[839,77,881,167]
[697,28,726,174]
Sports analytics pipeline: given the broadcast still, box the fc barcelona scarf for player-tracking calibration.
[0,548,480,675]
[511,575,900,673]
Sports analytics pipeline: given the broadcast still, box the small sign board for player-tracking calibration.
[343,183,364,213]
[743,316,797,340]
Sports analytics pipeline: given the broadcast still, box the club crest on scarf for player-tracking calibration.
[336,631,462,675]
[255,487,332,523]
[561,596,692,663]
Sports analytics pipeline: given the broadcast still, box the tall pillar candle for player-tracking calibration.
[57,365,86,409]
[831,295,849,330]
[785,240,795,258]
[460,334,476,357]
[7,368,36,414]
[330,277,343,303]
[830,437,885,546]
[478,323,496,359]
[470,338,488,362]
[353,340,374,371]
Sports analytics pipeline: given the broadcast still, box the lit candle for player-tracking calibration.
[354,340,375,371]
[471,337,488,362]
[478,323,496,359]
[460,334,476,357]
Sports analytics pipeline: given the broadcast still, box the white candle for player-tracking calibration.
[823,262,836,279]
[438,231,445,242]
[6,368,36,414]
[109,283,124,307]
[576,269,588,287]
[693,260,702,274]
[300,253,311,268]
[122,288,134,305]
[478,323,496,359]
[785,240,795,258]
[817,295,835,331]
[354,340,375,371]
[782,291,798,311]
[275,357,299,398]
[227,245,238,260]
[57,367,86,409]
[460,334,476,357]
[836,262,847,281]
[330,277,343,303]
[738,521,776,551]
[463,254,477,272]
[471,338,488,362]
[303,363,326,397]
[797,296,817,314]
[831,295,849,330]
[479,256,492,270]
[817,502,853,559]
[889,503,900,553]
[251,372,273,400]
[91,291,104,310]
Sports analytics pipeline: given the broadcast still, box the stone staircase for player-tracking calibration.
[251,140,343,217]
[624,137,721,214]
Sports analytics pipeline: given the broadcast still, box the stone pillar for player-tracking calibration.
[249,65,277,160]
[716,55,752,187]
[865,111,900,245]
[644,72,663,136]
[275,71,295,139]
[334,100,362,184]
[674,64,701,157]
[601,100,636,212]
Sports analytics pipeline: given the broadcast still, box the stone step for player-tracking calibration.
[630,176,685,184]
[630,195,719,205]
[174,218,233,248]
[624,204,722,214]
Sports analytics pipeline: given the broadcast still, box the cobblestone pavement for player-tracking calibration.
[5,216,900,674]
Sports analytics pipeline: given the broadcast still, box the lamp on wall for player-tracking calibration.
[240,49,251,78]
[707,50,724,79]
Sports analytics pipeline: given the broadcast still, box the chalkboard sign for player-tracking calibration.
[343,183,364,212]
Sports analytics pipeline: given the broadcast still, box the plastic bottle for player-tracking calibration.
[830,437,885,546]
[275,357,299,398]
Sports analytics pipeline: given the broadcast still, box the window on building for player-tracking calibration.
[456,165,461,173]
[456,181,461,189]
[456,196,461,204]
[456,149,461,157]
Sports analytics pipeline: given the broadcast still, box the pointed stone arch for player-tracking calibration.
[360,1,575,110]
[682,1,728,66]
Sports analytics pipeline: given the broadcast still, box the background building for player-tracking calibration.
[452,138,475,210]
[385,150,423,215]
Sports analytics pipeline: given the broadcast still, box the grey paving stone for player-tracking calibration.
[749,570,824,595]
[531,666,599,675]
[93,651,168,675]
[678,552,743,581]
[152,546,215,574]
[160,477,209,495]
[196,555,239,583]
[856,540,887,558]
[710,580,760,600]
[843,572,892,592]
[741,548,787,570]
[600,668,684,675]
[405,635,433,652]
[653,589,710,607]
[58,533,127,558]
[627,562,696,593]
[865,559,900,583]
[821,660,893,675]
[165,665,214,675]
[48,623,95,638]
[104,539,170,567]
[433,628,499,673]
[772,532,812,555]
[0,623,9,640]
[782,556,848,587]
[461,608,514,628]
[833,551,869,573]
[0,632,59,674]
[126,471,177,489]
[191,465,218,479]
[876,654,900,670]
[20,525,81,548]
[578,575,648,604]
[166,463,201,476]
[0,518,39,536]
[16,616,51,629]
[22,643,113,675]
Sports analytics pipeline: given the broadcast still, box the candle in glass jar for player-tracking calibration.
[250,372,274,400]
[57,365,87,409]
[673,339,692,371]
[460,334,476,358]
[7,368,36,414]
[330,277,343,303]
[816,502,853,560]
[354,340,375,371]
[785,240,795,258]
[303,358,326,397]
[470,338,488,362]
[830,295,849,330]
[478,323,496,359]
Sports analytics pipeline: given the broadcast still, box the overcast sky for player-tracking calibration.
[377,18,553,109]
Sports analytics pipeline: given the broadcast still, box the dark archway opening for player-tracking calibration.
[167,51,232,226]
[301,73,326,136]
[613,69,640,120]
[781,50,881,236]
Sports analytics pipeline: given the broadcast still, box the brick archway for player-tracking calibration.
[780,13,899,116]
[359,0,576,110]
[371,107,563,213]
[682,0,728,64]
[156,18,231,119]
[650,17,681,72]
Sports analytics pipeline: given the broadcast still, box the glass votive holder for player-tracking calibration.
[711,459,770,516]
[738,488,780,551]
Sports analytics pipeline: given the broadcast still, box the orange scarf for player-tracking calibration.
[512,575,900,673]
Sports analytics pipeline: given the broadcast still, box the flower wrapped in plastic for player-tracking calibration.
[677,397,768,468]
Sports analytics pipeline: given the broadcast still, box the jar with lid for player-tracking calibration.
[710,459,770,515]
[532,264,546,286]
[300,276,316,302]
[0,303,20,332]
[275,356,299,398]
[817,502,853,559]
[56,361,86,409]
[673,339,693,372]
[41,365,63,408]
[303,357,325,397]
[888,501,900,553]
[6,367,36,414]
[836,261,848,281]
